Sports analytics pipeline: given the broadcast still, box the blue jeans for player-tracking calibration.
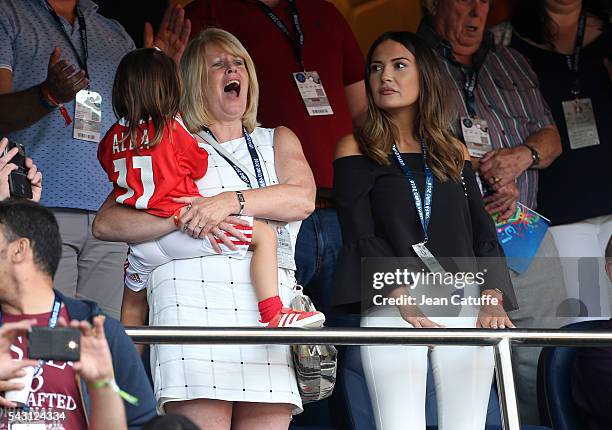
[295,208,342,320]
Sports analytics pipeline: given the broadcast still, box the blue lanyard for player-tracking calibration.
[391,138,434,243]
[463,71,479,118]
[204,127,267,189]
[0,293,61,327]
[43,0,89,79]
[438,38,482,119]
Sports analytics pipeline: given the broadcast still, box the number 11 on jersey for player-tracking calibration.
[113,156,155,209]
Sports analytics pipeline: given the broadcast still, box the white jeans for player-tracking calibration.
[361,306,494,430]
[549,214,612,319]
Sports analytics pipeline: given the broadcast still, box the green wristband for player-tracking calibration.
[91,379,139,406]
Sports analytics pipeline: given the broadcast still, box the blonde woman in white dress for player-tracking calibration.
[92,28,315,430]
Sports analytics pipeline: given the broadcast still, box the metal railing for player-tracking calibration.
[126,327,612,430]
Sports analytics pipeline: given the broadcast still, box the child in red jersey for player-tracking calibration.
[98,48,323,328]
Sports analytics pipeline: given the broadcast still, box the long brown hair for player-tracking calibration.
[356,31,464,182]
[112,48,181,148]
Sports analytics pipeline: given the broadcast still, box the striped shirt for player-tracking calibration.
[0,0,135,210]
[417,22,555,209]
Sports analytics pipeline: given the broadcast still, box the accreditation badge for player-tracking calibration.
[276,223,296,271]
[73,89,102,143]
[460,116,492,157]
[411,242,446,274]
[292,71,334,116]
[562,98,600,150]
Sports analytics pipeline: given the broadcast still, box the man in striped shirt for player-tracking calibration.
[418,0,566,425]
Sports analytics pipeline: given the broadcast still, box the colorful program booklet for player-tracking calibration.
[494,203,550,274]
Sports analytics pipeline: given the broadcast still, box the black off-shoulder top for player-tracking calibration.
[333,152,517,312]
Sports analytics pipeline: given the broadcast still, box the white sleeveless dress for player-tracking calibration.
[148,127,303,414]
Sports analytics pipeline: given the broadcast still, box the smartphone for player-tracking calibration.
[3,140,33,199]
[28,326,81,362]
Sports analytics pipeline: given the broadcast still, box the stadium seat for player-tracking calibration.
[537,320,606,429]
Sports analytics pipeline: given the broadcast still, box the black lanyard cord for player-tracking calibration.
[566,11,587,96]
[256,0,305,70]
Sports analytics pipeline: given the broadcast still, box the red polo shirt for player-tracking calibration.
[186,0,365,189]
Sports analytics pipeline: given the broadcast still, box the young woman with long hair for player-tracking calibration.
[333,31,517,430]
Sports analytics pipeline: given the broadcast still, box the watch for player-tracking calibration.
[235,190,245,216]
[523,143,540,168]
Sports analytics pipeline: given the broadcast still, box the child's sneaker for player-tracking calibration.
[260,308,325,328]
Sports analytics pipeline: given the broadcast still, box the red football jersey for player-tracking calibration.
[98,116,208,217]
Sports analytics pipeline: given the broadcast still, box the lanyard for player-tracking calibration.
[391,138,434,243]
[566,11,586,96]
[437,37,484,118]
[0,293,61,327]
[43,0,89,78]
[256,0,305,70]
[203,127,267,188]
[463,70,479,118]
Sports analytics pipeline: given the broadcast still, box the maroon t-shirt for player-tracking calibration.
[186,0,365,189]
[1,308,88,430]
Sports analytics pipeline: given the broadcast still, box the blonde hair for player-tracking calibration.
[179,28,260,133]
[356,32,465,182]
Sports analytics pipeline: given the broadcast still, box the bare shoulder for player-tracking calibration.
[273,125,298,144]
[334,134,362,160]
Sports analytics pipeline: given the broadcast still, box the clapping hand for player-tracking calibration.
[144,4,191,64]
[43,47,89,104]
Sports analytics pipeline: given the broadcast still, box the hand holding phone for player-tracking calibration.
[28,326,81,362]
[64,316,115,384]
[0,138,33,199]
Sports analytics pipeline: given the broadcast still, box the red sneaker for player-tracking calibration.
[260,308,325,328]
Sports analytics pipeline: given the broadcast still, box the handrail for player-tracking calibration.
[125,327,612,346]
[125,327,612,430]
